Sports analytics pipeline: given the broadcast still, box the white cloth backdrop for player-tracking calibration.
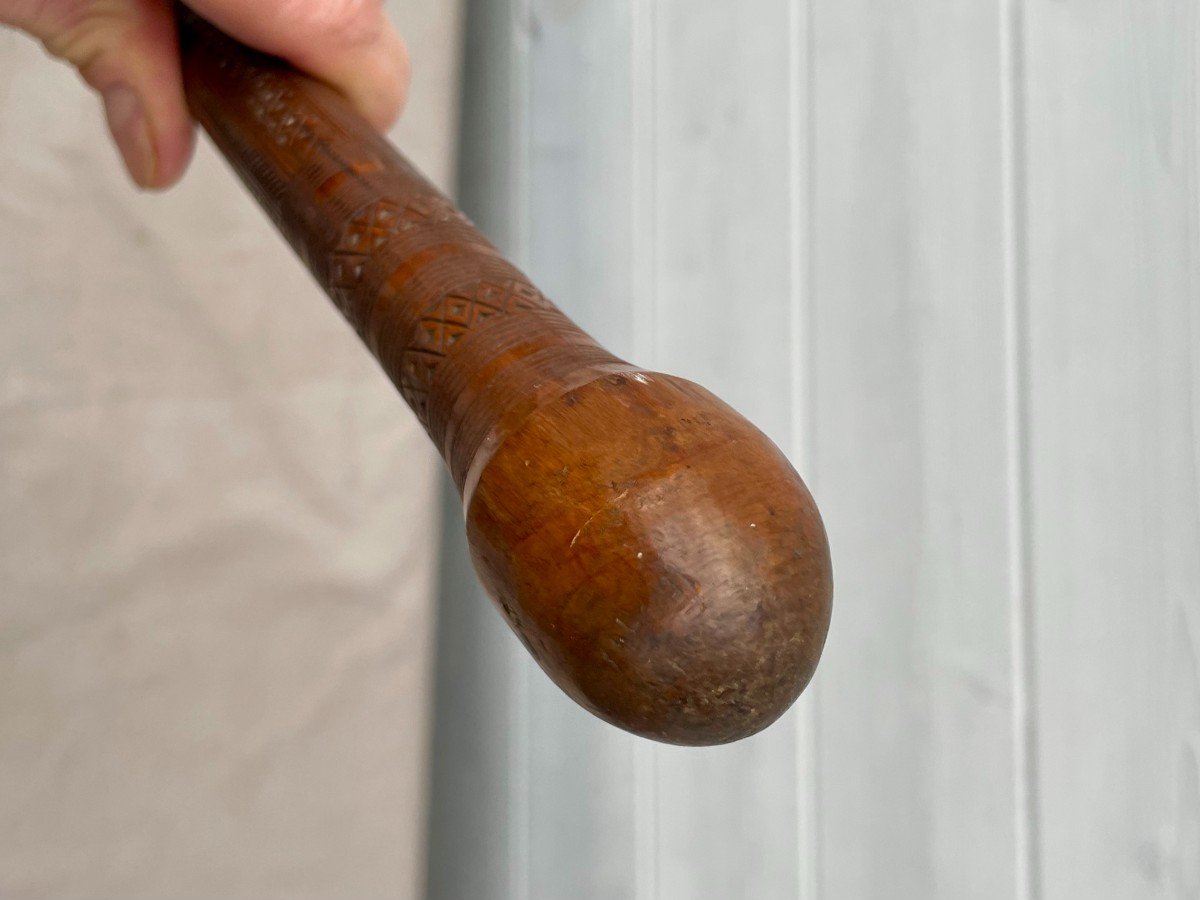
[426,1,1200,899]
[0,2,460,897]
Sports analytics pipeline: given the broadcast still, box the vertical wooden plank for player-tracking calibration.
[522,2,642,898]
[528,0,637,356]
[425,1,530,897]
[788,1,822,896]
[648,4,803,898]
[1023,1,1200,896]
[426,516,520,900]
[811,1,1020,897]
[999,1,1042,896]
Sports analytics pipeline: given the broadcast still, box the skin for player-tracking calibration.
[0,0,410,188]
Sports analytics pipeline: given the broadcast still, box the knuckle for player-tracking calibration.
[39,0,132,69]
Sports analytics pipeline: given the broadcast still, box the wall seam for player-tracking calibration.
[632,0,660,897]
[998,1,1043,897]
[789,0,821,898]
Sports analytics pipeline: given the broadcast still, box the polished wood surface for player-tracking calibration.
[178,11,832,745]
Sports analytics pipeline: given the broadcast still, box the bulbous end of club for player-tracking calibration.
[464,370,833,746]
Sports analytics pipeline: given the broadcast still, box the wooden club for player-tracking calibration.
[178,11,832,746]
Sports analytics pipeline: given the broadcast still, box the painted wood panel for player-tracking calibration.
[645,3,810,899]
[1023,1,1200,897]
[425,3,529,898]
[525,3,641,898]
[427,1,1200,898]
[810,1,1021,898]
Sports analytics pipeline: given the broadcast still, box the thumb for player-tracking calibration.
[184,0,410,132]
[4,0,195,188]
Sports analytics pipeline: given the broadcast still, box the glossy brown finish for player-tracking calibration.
[178,11,832,745]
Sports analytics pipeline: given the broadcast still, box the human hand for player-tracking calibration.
[1,0,410,189]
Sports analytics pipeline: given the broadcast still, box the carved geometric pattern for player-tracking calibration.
[212,51,551,428]
[184,23,565,436]
[329,197,467,314]
[399,279,552,415]
[245,74,324,152]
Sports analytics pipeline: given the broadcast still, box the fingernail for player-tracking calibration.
[102,85,156,187]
